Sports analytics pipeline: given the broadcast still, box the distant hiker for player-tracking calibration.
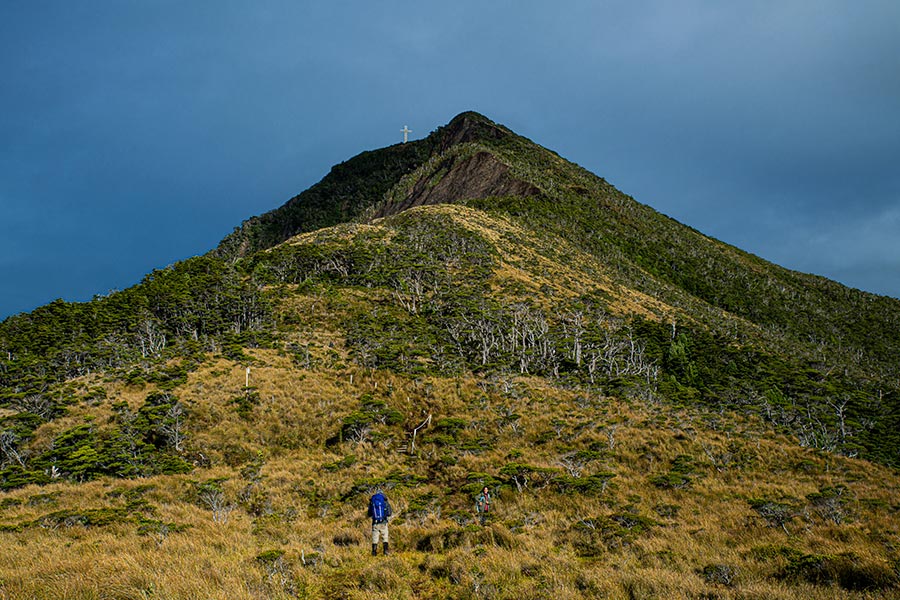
[368,489,393,555]
[475,486,491,525]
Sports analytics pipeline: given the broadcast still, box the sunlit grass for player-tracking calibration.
[2,202,900,598]
[2,355,897,599]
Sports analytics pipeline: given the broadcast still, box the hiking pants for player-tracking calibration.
[372,520,389,544]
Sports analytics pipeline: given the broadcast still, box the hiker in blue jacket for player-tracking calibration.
[368,489,393,555]
[475,486,491,525]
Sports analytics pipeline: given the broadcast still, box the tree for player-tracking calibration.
[0,430,26,468]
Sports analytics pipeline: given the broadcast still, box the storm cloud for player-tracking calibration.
[1,1,898,318]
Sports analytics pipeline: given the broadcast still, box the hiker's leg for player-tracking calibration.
[371,523,381,554]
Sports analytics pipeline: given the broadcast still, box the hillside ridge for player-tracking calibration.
[1,110,900,599]
[214,111,512,260]
[5,111,900,468]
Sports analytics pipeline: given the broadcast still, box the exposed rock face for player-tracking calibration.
[216,111,536,255]
[374,151,541,218]
[436,111,511,152]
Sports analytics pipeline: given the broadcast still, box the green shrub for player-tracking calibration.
[653,503,680,519]
[650,454,698,490]
[256,549,286,565]
[807,484,851,524]
[748,497,799,533]
[433,417,468,435]
[700,563,738,586]
[333,395,404,444]
[136,517,189,537]
[461,472,502,495]
[323,454,357,471]
[500,462,557,492]
[554,472,616,495]
[566,513,656,555]
[230,388,260,420]
[778,552,898,591]
[35,507,129,529]
[0,465,49,490]
[344,470,428,499]
[0,497,22,509]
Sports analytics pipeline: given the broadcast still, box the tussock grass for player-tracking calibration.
[6,114,900,599]
[2,290,900,599]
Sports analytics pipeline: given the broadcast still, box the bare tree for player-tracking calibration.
[561,309,586,367]
[160,402,187,452]
[12,394,55,420]
[827,397,855,456]
[136,318,166,358]
[605,424,619,450]
[0,430,26,468]
[199,486,234,524]
[392,268,428,314]
[557,453,588,478]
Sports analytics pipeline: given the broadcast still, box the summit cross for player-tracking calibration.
[400,125,412,143]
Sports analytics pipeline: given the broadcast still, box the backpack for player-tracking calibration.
[370,492,389,523]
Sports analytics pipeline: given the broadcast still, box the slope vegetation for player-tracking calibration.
[1,112,899,599]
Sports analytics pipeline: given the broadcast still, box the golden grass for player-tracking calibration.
[420,204,676,320]
[2,330,900,598]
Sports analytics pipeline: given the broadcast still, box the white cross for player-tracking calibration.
[401,125,412,143]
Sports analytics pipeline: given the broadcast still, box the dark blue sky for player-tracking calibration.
[2,2,899,319]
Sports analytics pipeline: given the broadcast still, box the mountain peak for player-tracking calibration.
[370,112,540,218]
[216,111,523,258]
[435,111,512,151]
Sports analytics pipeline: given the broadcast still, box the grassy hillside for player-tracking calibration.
[366,113,900,467]
[2,112,900,598]
[1,351,899,599]
[1,205,899,598]
[0,342,898,599]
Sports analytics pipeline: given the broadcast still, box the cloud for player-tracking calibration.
[2,2,899,317]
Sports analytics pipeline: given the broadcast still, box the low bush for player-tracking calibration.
[748,497,800,533]
[778,552,898,591]
[700,563,738,586]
